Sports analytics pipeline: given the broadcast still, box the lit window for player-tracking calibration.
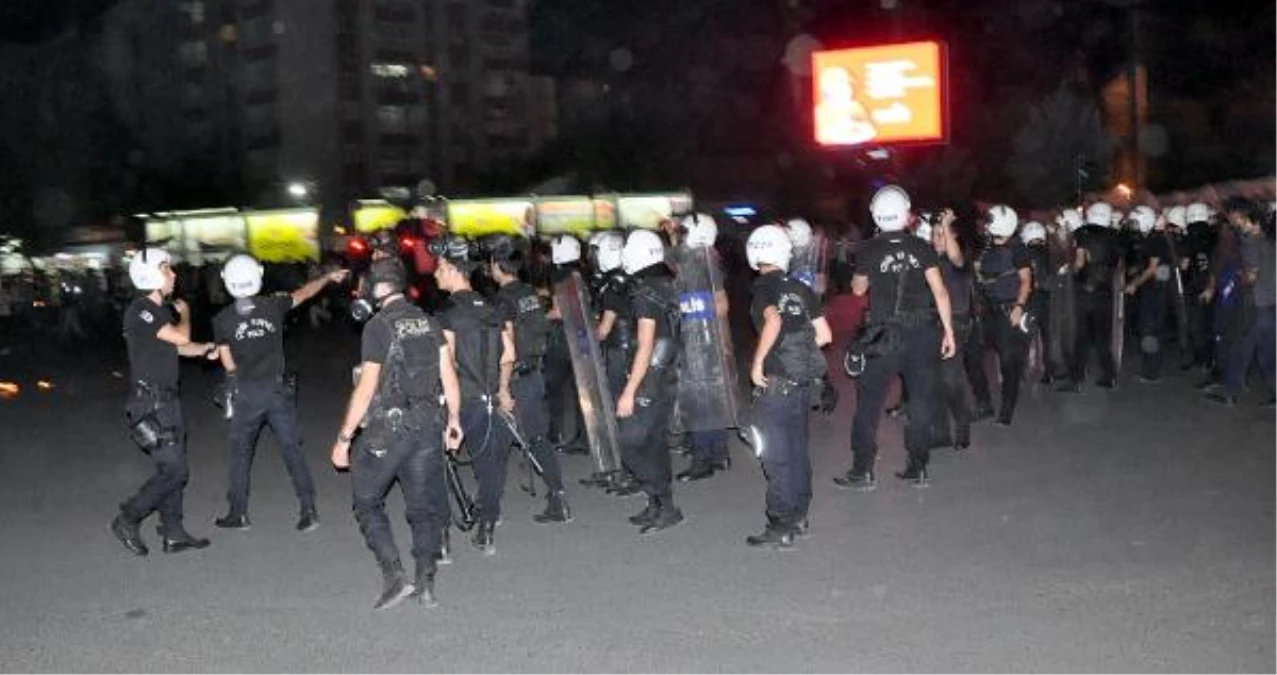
[370,63,410,78]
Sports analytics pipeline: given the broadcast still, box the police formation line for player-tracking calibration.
[108,186,1276,610]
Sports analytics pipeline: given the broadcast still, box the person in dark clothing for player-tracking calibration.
[1122,206,1172,383]
[969,205,1033,425]
[433,238,515,555]
[1059,201,1124,392]
[1020,221,1055,385]
[111,248,218,557]
[834,185,956,490]
[487,237,572,523]
[1178,203,1218,373]
[212,254,347,532]
[1208,198,1276,406]
[927,209,973,450]
[743,224,831,547]
[616,230,685,534]
[331,258,463,610]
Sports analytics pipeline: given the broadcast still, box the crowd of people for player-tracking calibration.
[101,185,1275,612]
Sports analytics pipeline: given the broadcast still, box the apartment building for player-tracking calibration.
[101,0,556,207]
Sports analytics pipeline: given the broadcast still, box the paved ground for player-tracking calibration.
[0,317,1272,672]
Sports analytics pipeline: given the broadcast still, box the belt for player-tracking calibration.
[757,377,812,397]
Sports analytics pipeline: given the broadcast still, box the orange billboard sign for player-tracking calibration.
[813,40,947,146]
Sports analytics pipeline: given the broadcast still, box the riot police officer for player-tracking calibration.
[671,215,734,483]
[592,232,643,495]
[834,186,956,489]
[487,237,572,523]
[617,230,685,533]
[433,236,514,555]
[111,248,217,557]
[926,209,973,451]
[743,225,831,547]
[1060,201,1123,391]
[1179,203,1217,373]
[969,205,1033,425]
[331,258,462,610]
[1020,221,1055,385]
[212,254,347,532]
[1123,206,1171,383]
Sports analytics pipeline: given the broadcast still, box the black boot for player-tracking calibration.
[578,472,611,489]
[533,491,572,524]
[373,561,413,611]
[638,497,684,535]
[409,559,437,607]
[296,508,320,533]
[676,459,716,482]
[745,519,795,549]
[110,513,148,556]
[157,525,210,554]
[833,468,876,491]
[214,512,251,530]
[894,461,930,488]
[628,497,660,526]
[471,520,495,555]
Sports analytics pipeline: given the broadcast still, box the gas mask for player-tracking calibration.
[350,259,408,322]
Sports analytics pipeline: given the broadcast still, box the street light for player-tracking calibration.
[287,182,309,199]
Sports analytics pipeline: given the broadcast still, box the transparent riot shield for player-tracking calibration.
[1111,258,1127,374]
[675,246,743,432]
[552,270,622,475]
[790,233,829,296]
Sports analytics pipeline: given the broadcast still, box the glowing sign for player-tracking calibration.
[244,209,320,262]
[353,200,407,233]
[615,194,693,230]
[447,200,535,237]
[813,41,947,146]
[536,198,613,237]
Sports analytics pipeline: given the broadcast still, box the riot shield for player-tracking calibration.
[790,234,828,296]
[552,270,623,475]
[1111,258,1126,374]
[1047,247,1076,377]
[674,245,744,432]
[1165,232,1190,354]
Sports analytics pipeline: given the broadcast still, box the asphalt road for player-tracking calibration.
[0,319,1272,672]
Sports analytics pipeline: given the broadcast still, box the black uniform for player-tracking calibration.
[599,270,635,398]
[844,232,943,484]
[438,289,513,534]
[117,298,194,541]
[1181,221,1217,368]
[1025,241,1054,381]
[213,294,316,523]
[619,264,683,526]
[1068,225,1123,386]
[1134,232,1172,381]
[933,258,972,448]
[351,297,448,597]
[493,280,568,507]
[970,239,1031,423]
[748,271,824,542]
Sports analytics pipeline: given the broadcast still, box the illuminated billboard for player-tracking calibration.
[447,199,535,238]
[244,208,320,262]
[812,40,947,147]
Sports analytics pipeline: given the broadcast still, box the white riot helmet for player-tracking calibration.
[987,204,1019,238]
[1085,201,1113,227]
[870,185,911,232]
[682,213,719,249]
[128,248,172,291]
[551,235,581,265]
[221,253,264,299]
[594,231,624,273]
[1186,202,1210,224]
[1165,205,1188,230]
[746,224,793,272]
[1130,206,1157,234]
[915,222,933,242]
[785,218,812,248]
[1020,221,1046,244]
[621,230,665,275]
[1057,208,1084,233]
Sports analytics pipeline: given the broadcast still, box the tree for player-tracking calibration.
[1006,84,1114,208]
